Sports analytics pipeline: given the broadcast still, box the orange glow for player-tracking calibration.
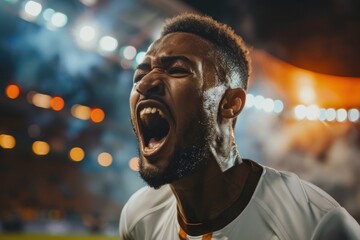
[0,134,16,149]
[97,152,112,167]
[69,147,85,162]
[32,141,50,155]
[6,84,20,99]
[129,157,139,171]
[90,108,105,123]
[50,96,64,111]
[253,51,360,108]
[71,104,91,120]
[31,92,51,109]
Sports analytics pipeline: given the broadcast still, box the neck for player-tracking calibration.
[170,146,245,224]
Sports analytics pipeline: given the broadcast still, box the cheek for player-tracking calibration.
[129,89,138,115]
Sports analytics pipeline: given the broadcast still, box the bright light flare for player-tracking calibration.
[6,84,20,99]
[0,134,16,149]
[32,141,50,155]
[98,152,112,167]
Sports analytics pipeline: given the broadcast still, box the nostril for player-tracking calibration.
[148,84,163,95]
[136,79,164,96]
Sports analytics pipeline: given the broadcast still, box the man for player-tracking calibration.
[120,13,360,239]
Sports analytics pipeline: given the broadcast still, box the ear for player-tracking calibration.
[219,88,246,119]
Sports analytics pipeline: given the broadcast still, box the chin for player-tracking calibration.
[138,140,211,189]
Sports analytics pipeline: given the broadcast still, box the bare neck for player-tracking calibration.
[169,149,244,224]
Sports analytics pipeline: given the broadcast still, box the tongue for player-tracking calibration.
[148,138,161,149]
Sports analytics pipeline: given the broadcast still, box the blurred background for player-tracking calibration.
[0,0,359,239]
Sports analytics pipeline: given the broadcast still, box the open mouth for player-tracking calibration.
[137,101,172,156]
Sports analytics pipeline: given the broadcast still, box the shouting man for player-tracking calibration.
[120,13,360,239]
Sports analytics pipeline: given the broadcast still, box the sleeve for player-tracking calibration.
[311,207,360,240]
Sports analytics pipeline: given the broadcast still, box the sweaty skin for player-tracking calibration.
[130,32,247,230]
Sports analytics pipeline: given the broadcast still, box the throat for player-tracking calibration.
[171,160,262,236]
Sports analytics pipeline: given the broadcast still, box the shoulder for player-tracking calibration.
[119,185,175,239]
[258,166,339,211]
[251,166,342,238]
[312,207,360,240]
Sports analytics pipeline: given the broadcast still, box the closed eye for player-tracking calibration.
[167,67,190,77]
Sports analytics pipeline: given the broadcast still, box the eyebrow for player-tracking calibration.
[135,55,193,71]
[159,55,193,66]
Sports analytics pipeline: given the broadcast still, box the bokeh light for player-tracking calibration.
[294,104,306,120]
[254,95,264,110]
[135,51,146,64]
[262,98,274,113]
[325,108,336,121]
[79,25,96,42]
[99,36,118,52]
[32,141,50,156]
[245,93,254,108]
[42,8,55,21]
[129,157,139,171]
[50,96,64,111]
[0,134,16,149]
[24,0,42,17]
[336,108,347,122]
[31,92,51,109]
[71,104,91,120]
[122,45,137,60]
[90,108,105,123]
[348,109,360,122]
[305,104,319,121]
[5,84,20,99]
[50,12,68,28]
[273,100,284,113]
[97,152,112,167]
[69,147,85,162]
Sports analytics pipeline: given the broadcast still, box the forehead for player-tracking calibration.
[145,32,214,61]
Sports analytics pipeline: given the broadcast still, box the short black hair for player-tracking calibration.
[161,13,250,90]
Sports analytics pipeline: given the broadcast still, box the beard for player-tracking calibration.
[136,107,215,189]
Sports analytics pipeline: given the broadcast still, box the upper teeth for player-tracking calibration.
[140,107,164,118]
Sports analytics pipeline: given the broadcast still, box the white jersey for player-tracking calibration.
[119,165,360,240]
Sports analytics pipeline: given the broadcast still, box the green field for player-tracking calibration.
[0,234,119,240]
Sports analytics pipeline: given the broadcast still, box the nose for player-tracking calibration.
[135,75,164,97]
